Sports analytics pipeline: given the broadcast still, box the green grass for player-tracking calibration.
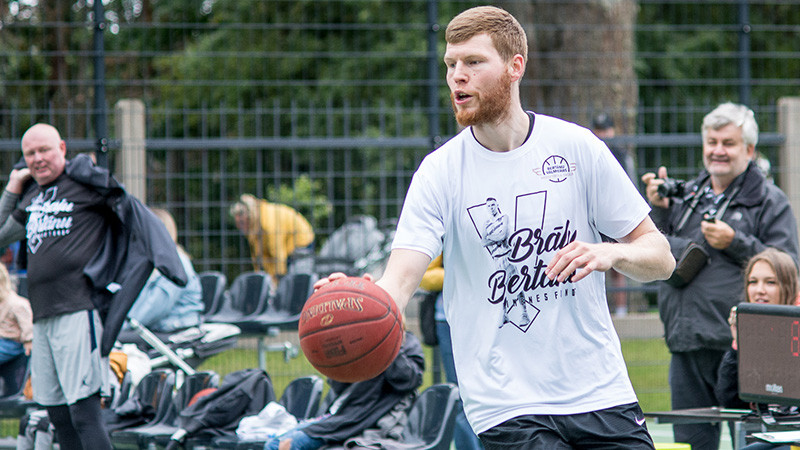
[621,338,672,412]
[198,338,672,412]
[194,343,443,401]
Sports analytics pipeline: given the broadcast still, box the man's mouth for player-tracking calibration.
[454,92,472,103]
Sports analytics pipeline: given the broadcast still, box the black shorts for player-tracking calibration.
[478,402,655,450]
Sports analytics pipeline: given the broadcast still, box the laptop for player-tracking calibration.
[737,302,800,406]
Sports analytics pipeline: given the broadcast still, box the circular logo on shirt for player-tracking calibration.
[539,155,574,183]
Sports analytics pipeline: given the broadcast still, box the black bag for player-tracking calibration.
[418,292,438,346]
[665,242,709,288]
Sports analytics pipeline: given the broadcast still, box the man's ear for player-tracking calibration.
[509,54,525,82]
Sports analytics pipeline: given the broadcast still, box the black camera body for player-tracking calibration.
[657,177,687,198]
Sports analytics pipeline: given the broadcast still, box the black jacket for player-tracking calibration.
[176,368,276,438]
[65,154,188,355]
[652,162,799,352]
[715,348,749,409]
[304,332,425,444]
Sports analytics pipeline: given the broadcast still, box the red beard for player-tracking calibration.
[451,71,513,127]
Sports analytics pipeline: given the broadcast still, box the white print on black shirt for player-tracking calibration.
[25,187,74,254]
[469,192,577,332]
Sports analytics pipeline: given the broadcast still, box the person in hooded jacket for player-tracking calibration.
[264,330,424,450]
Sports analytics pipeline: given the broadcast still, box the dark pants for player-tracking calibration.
[478,403,654,450]
[669,349,726,450]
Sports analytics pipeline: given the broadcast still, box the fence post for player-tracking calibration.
[114,99,147,202]
[778,97,800,234]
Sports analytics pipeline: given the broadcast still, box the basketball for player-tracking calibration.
[298,276,404,383]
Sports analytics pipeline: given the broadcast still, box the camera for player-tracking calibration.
[657,177,687,198]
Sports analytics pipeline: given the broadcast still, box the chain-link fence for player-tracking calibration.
[2,0,798,276]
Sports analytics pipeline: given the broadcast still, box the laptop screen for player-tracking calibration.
[737,302,800,406]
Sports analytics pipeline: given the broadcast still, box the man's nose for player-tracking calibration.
[451,62,469,82]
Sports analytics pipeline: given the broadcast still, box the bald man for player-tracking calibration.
[0,124,114,448]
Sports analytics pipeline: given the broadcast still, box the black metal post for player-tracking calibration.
[737,0,751,107]
[427,0,441,149]
[426,0,443,386]
[93,0,109,168]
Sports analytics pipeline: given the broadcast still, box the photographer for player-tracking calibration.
[642,102,799,450]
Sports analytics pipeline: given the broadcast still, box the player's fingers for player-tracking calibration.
[547,243,584,282]
[545,248,569,280]
[568,266,592,283]
[312,272,348,290]
[557,250,593,283]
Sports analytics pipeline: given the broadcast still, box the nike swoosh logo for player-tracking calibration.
[636,417,646,426]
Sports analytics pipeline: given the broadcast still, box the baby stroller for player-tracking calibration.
[117,319,240,375]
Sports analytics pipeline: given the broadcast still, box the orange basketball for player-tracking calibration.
[298,277,403,383]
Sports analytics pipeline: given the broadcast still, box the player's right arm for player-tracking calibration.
[313,248,431,314]
[375,248,432,313]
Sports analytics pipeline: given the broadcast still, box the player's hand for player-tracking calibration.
[641,166,670,209]
[545,240,616,283]
[313,272,374,291]
[23,341,32,356]
[5,168,31,194]
[701,218,735,249]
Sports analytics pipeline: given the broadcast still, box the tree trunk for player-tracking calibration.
[42,1,71,112]
[502,0,639,134]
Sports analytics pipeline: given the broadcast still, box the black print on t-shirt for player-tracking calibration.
[467,192,578,332]
[25,186,74,254]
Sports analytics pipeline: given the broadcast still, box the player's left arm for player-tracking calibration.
[546,216,675,284]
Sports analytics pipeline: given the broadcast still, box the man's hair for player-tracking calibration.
[230,194,255,218]
[229,194,260,234]
[592,112,615,130]
[744,248,799,306]
[445,6,528,64]
[702,102,759,148]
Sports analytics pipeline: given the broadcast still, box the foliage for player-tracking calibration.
[636,2,800,133]
[267,174,332,233]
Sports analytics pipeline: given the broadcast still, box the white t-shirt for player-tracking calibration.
[393,113,650,434]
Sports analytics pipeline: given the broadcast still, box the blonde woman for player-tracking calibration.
[715,248,799,410]
[230,194,314,279]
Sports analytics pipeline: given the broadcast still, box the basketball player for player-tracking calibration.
[317,6,674,448]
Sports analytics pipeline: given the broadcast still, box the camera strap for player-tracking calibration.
[712,185,740,220]
[674,179,741,233]
[674,180,708,233]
